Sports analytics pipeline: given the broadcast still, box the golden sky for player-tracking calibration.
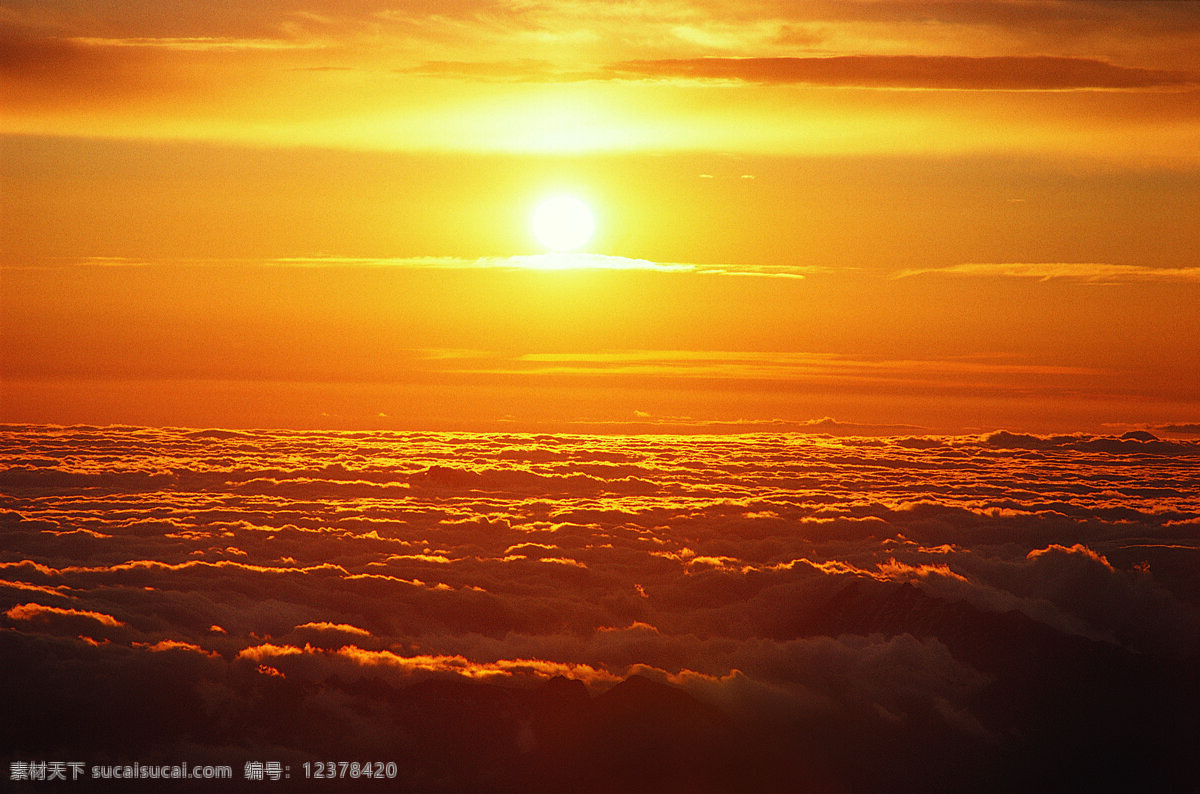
[2,0,1199,433]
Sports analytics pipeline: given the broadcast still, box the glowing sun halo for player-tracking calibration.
[531,195,595,252]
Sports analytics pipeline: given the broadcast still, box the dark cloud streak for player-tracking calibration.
[610,54,1196,90]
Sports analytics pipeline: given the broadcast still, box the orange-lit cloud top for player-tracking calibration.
[6,602,126,627]
[2,426,1198,789]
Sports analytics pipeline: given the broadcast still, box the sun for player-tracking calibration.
[531,195,595,252]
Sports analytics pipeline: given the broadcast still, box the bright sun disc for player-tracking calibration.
[531,195,595,251]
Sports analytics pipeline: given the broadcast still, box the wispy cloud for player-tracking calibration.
[894,262,1200,283]
[474,349,1100,383]
[549,414,929,436]
[67,35,322,52]
[267,253,698,272]
[13,254,818,279]
[272,254,819,279]
[394,54,1198,91]
[1154,423,1200,437]
[608,55,1196,91]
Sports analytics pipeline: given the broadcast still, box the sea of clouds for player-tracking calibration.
[2,426,1197,792]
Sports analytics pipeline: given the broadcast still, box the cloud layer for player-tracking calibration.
[2,425,1198,790]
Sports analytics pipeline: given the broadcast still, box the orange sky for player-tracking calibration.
[2,0,1199,433]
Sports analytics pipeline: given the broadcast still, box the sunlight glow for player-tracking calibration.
[531,196,595,252]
